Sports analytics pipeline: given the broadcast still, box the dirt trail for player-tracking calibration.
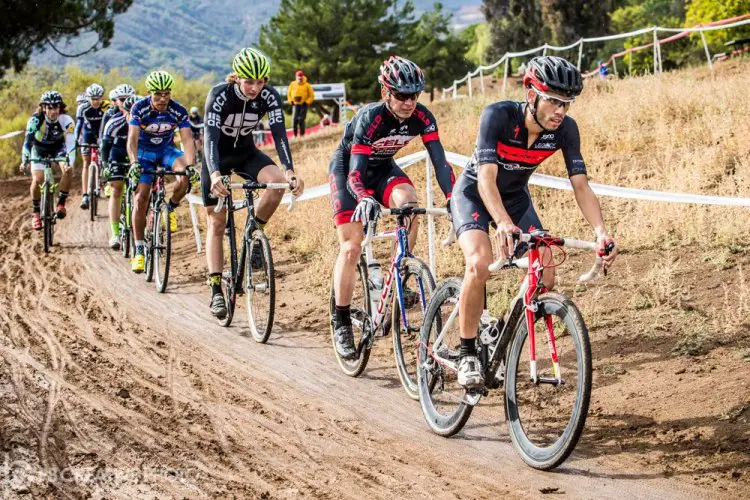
[0,179,738,498]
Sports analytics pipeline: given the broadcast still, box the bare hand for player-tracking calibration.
[19,162,28,174]
[494,220,519,260]
[285,170,304,197]
[210,172,230,198]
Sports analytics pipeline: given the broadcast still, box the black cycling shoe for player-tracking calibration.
[80,194,89,210]
[210,293,227,319]
[333,323,357,360]
[402,286,419,310]
[250,242,264,271]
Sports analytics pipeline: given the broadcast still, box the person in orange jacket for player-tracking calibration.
[287,70,314,136]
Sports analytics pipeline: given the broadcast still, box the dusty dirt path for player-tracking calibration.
[0,178,734,498]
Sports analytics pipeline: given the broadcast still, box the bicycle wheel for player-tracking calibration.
[245,230,275,343]
[144,202,156,282]
[417,277,473,437]
[329,254,372,377]
[88,162,97,221]
[504,291,592,470]
[154,204,172,293]
[218,227,237,328]
[392,256,436,400]
[41,183,52,253]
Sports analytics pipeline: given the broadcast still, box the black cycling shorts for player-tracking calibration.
[450,172,544,237]
[107,146,128,182]
[328,147,413,226]
[200,149,276,207]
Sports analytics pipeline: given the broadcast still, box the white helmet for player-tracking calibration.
[189,106,199,114]
[86,83,105,98]
[114,83,136,98]
[108,89,118,100]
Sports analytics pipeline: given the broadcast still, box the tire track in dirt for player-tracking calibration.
[0,178,730,498]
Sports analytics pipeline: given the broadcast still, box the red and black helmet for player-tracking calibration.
[523,56,583,98]
[379,56,425,94]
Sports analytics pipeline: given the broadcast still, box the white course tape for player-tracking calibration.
[0,130,24,140]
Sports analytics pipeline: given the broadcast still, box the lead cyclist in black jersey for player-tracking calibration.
[450,56,618,388]
[203,47,305,319]
[329,56,455,359]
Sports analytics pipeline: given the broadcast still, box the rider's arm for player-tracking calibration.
[419,108,454,200]
[178,126,196,165]
[63,116,76,164]
[203,87,222,174]
[101,121,113,165]
[126,125,140,163]
[475,105,513,225]
[345,112,375,201]
[73,105,85,144]
[266,88,294,171]
[21,115,38,163]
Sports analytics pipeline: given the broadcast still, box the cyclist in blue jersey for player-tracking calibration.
[450,56,618,388]
[100,84,136,200]
[75,83,105,209]
[126,70,197,273]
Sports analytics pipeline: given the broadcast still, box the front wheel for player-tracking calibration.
[417,277,473,437]
[42,183,53,253]
[154,204,172,293]
[504,291,592,470]
[329,255,372,377]
[245,230,275,343]
[88,162,98,221]
[392,257,436,400]
[144,202,156,283]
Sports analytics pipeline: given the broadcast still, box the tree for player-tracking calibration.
[259,0,415,102]
[461,23,492,67]
[1,0,133,79]
[482,0,550,63]
[402,3,471,101]
[540,0,618,45]
[685,0,750,46]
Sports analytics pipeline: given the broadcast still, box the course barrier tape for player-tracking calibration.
[0,130,24,140]
[186,149,750,262]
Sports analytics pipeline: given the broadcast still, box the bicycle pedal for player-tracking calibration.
[463,390,484,406]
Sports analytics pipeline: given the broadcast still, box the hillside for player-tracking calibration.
[31,0,482,79]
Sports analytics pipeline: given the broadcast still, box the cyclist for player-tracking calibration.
[450,56,618,388]
[102,95,139,250]
[188,106,203,154]
[126,70,197,273]
[75,83,105,210]
[328,55,455,359]
[100,84,136,198]
[19,91,76,229]
[203,47,305,319]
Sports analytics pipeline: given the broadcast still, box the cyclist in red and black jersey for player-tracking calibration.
[329,56,455,359]
[451,56,618,388]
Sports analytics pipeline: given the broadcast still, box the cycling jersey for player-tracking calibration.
[336,101,454,202]
[74,102,105,145]
[98,106,121,143]
[22,112,76,169]
[464,101,586,194]
[188,115,203,139]
[203,82,292,173]
[129,96,190,151]
[101,113,129,164]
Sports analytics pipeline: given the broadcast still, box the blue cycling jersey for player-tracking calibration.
[128,96,190,151]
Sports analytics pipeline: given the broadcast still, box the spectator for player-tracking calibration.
[598,60,610,79]
[320,113,332,128]
[287,70,314,137]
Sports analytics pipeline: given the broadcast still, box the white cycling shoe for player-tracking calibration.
[457,355,484,388]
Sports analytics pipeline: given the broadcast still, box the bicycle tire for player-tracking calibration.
[154,204,172,293]
[120,191,130,258]
[392,256,436,400]
[245,230,275,343]
[504,291,592,470]
[218,226,237,328]
[144,201,156,282]
[88,162,97,221]
[329,255,372,377]
[42,183,52,253]
[417,277,474,437]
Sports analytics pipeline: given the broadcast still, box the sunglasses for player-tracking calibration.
[42,104,60,109]
[531,87,575,109]
[390,90,420,103]
[150,91,171,99]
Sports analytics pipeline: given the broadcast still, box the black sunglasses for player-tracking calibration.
[390,90,420,102]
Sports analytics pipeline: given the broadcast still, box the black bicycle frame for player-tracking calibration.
[223,187,259,295]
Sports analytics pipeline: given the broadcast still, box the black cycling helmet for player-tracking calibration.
[523,56,583,98]
[40,90,63,106]
[379,56,425,94]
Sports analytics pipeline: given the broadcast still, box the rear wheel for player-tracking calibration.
[245,231,275,343]
[505,291,592,470]
[154,204,172,293]
[392,257,436,400]
[329,255,372,377]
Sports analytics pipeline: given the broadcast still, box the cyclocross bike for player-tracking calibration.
[141,167,190,293]
[29,156,68,253]
[417,229,614,470]
[329,206,449,399]
[214,178,295,343]
[116,163,136,258]
[80,143,104,221]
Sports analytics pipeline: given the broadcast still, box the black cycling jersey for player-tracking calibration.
[203,82,292,174]
[98,107,121,143]
[465,101,587,195]
[337,101,454,201]
[101,113,129,163]
[188,115,203,139]
[74,102,105,144]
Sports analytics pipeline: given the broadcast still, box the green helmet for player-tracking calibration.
[232,48,270,80]
[145,70,175,92]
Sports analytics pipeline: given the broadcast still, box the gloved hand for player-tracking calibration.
[128,161,142,183]
[102,162,111,181]
[185,164,200,186]
[351,196,381,225]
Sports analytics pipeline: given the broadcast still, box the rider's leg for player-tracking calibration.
[30,171,43,203]
[387,181,419,250]
[58,162,73,206]
[168,155,190,207]
[109,180,124,236]
[334,222,365,307]
[458,230,493,342]
[80,152,91,197]
[254,164,286,225]
[132,182,151,248]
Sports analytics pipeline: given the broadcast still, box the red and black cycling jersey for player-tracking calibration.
[465,101,587,195]
[337,101,454,201]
